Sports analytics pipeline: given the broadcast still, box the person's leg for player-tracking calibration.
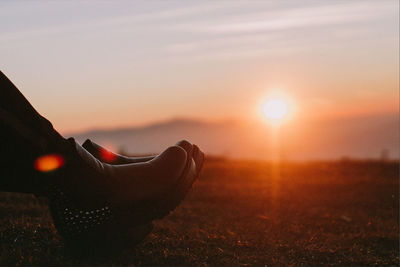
[82,139,155,164]
[0,70,73,194]
[0,71,56,129]
[83,139,204,175]
[0,107,49,193]
[0,71,200,208]
[0,71,204,253]
[0,102,190,250]
[0,71,66,147]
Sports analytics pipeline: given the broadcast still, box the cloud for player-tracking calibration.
[174,1,391,34]
[0,2,229,43]
[162,1,395,59]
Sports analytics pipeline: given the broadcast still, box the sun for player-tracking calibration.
[263,98,288,120]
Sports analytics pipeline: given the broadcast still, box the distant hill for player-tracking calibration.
[69,113,399,160]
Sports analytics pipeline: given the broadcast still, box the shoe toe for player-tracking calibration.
[193,144,205,175]
[175,140,193,157]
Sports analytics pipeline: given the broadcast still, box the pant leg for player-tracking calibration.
[0,71,70,193]
[0,71,68,151]
[0,107,48,193]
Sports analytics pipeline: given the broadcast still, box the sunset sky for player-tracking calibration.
[0,1,398,134]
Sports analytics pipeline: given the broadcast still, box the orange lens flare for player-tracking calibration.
[34,154,65,172]
[100,149,117,163]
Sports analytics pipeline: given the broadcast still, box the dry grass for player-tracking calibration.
[0,159,398,266]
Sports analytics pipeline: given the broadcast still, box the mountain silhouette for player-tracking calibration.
[70,114,399,160]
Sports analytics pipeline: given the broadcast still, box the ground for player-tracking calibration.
[0,159,398,266]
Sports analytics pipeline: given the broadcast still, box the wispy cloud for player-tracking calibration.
[196,2,390,34]
[0,2,229,42]
[169,1,391,34]
[162,1,394,59]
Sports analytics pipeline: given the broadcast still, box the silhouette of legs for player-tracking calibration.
[0,71,204,254]
[82,139,204,172]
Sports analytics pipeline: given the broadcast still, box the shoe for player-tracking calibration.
[82,139,205,220]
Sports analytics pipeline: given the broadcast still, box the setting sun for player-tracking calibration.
[263,99,288,120]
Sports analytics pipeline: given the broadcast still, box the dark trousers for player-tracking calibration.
[0,71,69,194]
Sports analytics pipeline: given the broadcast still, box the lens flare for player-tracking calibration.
[100,148,117,162]
[34,154,65,172]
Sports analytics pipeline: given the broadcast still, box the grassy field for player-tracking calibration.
[0,159,398,266]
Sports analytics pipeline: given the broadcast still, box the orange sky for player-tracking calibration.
[0,1,398,134]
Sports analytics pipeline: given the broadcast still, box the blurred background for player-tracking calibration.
[1,1,398,160]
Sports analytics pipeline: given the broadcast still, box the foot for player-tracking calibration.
[82,139,205,219]
[104,145,188,204]
[81,139,205,218]
[82,139,204,175]
[46,138,203,253]
[82,139,155,164]
[81,139,204,248]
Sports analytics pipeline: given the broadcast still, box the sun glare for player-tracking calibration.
[263,98,288,120]
[34,154,64,172]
